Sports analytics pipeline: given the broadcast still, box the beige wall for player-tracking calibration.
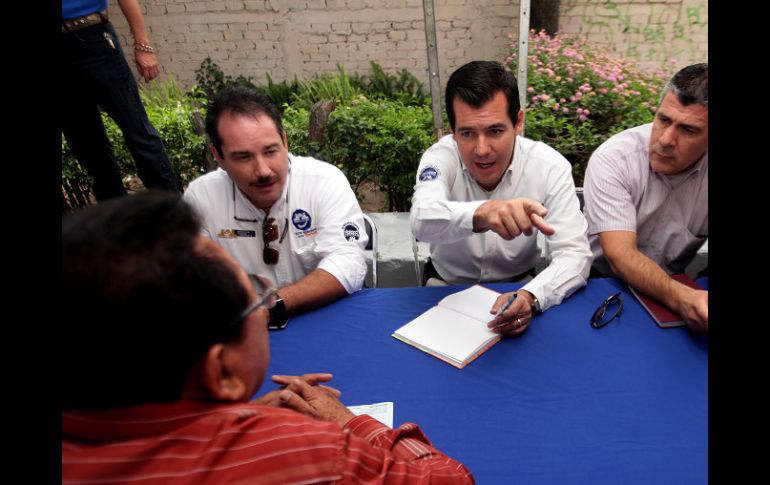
[108,0,706,90]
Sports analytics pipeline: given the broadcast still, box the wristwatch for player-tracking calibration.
[268,296,289,330]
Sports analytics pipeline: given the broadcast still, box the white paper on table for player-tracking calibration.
[347,401,394,428]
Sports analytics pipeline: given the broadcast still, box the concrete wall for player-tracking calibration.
[108,0,706,91]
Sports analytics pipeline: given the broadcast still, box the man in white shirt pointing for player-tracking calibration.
[184,87,368,328]
[411,61,592,336]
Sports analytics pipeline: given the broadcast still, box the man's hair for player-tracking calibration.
[445,60,521,131]
[61,191,250,410]
[662,63,708,107]
[205,86,285,155]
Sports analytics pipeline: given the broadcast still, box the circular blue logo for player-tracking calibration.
[342,222,360,241]
[419,166,440,181]
[292,209,312,231]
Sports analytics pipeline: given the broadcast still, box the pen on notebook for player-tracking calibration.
[495,293,518,317]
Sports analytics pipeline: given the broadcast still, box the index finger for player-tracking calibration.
[531,213,556,236]
[272,373,333,387]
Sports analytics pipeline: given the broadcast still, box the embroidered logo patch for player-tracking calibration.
[419,166,440,181]
[342,222,361,241]
[292,209,312,231]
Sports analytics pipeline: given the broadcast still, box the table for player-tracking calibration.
[262,277,708,484]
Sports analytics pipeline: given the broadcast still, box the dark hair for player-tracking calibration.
[205,86,285,155]
[662,63,708,107]
[61,191,250,410]
[445,60,521,131]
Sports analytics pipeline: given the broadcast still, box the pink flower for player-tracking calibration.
[562,107,570,113]
[579,114,588,121]
[527,87,535,93]
[599,88,608,94]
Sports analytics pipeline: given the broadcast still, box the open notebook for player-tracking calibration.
[629,274,705,328]
[392,285,502,368]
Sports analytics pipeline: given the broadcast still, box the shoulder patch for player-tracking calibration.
[342,221,361,241]
[419,166,440,181]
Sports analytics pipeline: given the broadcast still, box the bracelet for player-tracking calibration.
[134,42,155,53]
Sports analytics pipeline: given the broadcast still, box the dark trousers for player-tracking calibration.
[60,22,179,201]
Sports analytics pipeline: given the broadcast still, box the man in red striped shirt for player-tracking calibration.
[62,191,473,484]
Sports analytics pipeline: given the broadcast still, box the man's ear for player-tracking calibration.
[282,130,288,148]
[210,145,224,168]
[514,110,525,136]
[200,343,247,402]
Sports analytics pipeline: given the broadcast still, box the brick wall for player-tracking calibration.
[558,0,708,72]
[108,0,706,90]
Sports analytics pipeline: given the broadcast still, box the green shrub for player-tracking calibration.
[290,65,366,110]
[506,30,670,184]
[284,98,434,211]
[363,61,430,107]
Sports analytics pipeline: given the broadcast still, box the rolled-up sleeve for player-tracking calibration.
[313,169,368,294]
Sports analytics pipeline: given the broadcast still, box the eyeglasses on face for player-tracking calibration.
[590,292,623,329]
[263,217,288,265]
[231,274,279,326]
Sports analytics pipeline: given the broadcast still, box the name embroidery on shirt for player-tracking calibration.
[217,229,257,239]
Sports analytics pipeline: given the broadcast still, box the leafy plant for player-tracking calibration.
[290,65,365,110]
[363,61,430,106]
[192,56,258,102]
[507,30,670,184]
[284,98,434,211]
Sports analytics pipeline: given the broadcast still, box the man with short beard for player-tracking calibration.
[184,87,368,326]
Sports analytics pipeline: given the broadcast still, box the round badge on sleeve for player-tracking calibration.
[419,166,440,181]
[342,222,361,241]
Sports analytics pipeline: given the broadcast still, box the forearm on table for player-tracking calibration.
[278,268,347,314]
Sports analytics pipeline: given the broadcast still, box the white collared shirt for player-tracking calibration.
[183,155,368,293]
[410,134,592,312]
[583,123,708,275]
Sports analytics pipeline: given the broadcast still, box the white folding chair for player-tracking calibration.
[361,213,378,288]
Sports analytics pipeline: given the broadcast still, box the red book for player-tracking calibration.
[628,274,705,328]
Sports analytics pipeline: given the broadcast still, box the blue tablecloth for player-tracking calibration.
[262,277,708,484]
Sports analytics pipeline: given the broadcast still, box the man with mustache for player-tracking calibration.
[411,61,592,336]
[583,63,708,332]
[184,87,368,327]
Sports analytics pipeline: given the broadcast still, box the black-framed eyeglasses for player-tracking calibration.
[263,216,288,265]
[230,274,279,326]
[590,292,623,329]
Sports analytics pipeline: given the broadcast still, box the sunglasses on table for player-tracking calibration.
[590,292,623,329]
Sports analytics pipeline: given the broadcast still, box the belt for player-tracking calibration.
[62,10,109,33]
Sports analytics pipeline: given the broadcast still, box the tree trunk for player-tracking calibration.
[307,99,336,156]
[531,0,560,35]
